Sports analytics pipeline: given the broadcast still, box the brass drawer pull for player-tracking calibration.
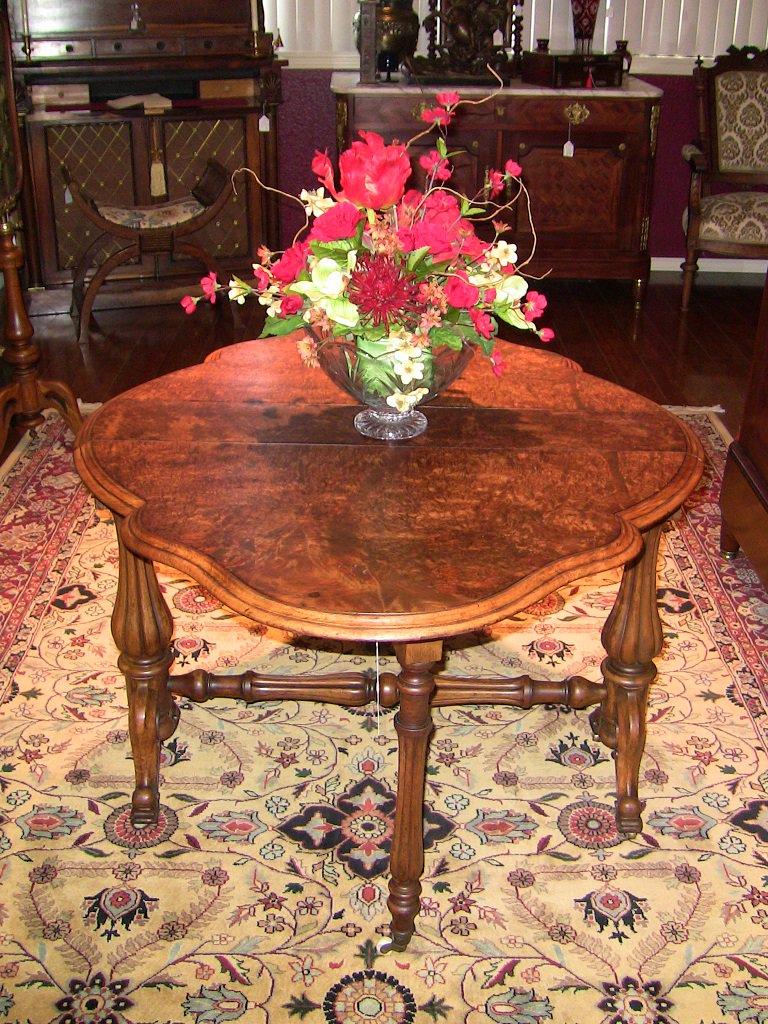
[564,102,590,126]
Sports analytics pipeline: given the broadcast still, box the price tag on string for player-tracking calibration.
[259,114,270,133]
[563,123,574,158]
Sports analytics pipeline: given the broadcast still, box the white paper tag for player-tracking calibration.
[258,114,270,133]
[563,140,574,158]
[64,186,72,205]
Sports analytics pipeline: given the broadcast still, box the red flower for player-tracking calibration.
[488,170,504,197]
[523,290,547,321]
[180,295,197,315]
[280,294,303,317]
[505,159,522,178]
[419,149,452,181]
[338,130,412,209]
[436,90,460,107]
[200,272,218,303]
[421,106,453,126]
[271,241,310,284]
[308,201,364,242]
[347,252,423,330]
[253,265,271,290]
[470,306,494,339]
[490,349,506,377]
[311,149,337,196]
[444,274,480,309]
[538,327,555,343]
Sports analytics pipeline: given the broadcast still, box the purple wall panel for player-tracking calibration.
[276,69,698,259]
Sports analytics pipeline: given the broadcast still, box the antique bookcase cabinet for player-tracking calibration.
[331,73,662,302]
[9,0,282,301]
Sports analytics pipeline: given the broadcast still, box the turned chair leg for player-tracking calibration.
[681,251,698,310]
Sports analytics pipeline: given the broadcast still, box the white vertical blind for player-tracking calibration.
[260,1,768,71]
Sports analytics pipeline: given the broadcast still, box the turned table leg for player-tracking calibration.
[382,640,442,953]
[111,521,177,826]
[599,524,664,836]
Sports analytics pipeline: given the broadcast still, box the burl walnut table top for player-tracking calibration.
[74,334,704,642]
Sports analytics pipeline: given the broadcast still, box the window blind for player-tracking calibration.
[262,1,768,71]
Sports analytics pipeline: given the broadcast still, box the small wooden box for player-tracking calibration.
[521,51,626,89]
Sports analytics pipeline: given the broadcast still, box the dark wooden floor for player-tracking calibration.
[2,272,763,463]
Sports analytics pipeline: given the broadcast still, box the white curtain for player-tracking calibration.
[260,1,768,70]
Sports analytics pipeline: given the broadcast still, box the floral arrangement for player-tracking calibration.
[182,86,553,417]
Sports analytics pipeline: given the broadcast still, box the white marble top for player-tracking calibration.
[330,70,663,100]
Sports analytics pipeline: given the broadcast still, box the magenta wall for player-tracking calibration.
[277,69,697,259]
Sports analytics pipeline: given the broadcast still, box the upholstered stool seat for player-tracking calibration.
[96,197,207,231]
[62,159,234,343]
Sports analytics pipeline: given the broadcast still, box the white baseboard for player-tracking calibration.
[651,256,768,274]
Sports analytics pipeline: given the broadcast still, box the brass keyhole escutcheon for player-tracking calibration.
[564,102,590,126]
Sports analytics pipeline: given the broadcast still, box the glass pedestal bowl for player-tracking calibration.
[314,332,474,441]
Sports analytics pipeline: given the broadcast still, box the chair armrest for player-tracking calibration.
[681,144,707,171]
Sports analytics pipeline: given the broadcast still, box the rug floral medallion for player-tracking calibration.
[0,412,767,1024]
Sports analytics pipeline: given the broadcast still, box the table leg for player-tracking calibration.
[382,640,442,953]
[111,521,176,826]
[598,524,663,836]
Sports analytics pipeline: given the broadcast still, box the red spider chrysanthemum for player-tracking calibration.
[347,253,424,330]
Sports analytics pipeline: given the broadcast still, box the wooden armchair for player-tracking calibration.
[681,45,768,310]
[62,158,234,344]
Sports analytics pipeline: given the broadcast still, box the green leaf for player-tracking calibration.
[81,846,109,858]
[436,137,448,158]
[406,245,431,271]
[310,238,356,257]
[170,792,200,803]
[260,314,305,337]
[428,326,464,350]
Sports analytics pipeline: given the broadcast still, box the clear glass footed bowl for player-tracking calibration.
[313,330,474,441]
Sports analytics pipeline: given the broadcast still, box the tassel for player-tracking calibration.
[150,158,166,198]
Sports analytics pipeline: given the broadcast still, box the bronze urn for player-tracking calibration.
[355,1,420,78]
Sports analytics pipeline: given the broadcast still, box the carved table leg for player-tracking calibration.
[111,520,176,826]
[382,639,442,953]
[599,524,664,836]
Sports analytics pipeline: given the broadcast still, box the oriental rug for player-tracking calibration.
[0,411,767,1024]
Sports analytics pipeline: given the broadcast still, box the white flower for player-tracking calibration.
[290,256,359,328]
[384,325,415,350]
[300,187,335,217]
[488,240,518,266]
[386,388,428,412]
[393,356,425,386]
[228,277,252,304]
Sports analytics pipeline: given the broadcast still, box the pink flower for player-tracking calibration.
[280,293,303,317]
[271,241,310,284]
[421,106,453,126]
[484,287,496,303]
[469,307,494,339]
[419,150,452,181]
[488,170,504,197]
[539,327,555,343]
[308,201,364,242]
[505,159,522,178]
[436,90,461,108]
[180,295,197,315]
[490,349,506,377]
[338,131,411,209]
[444,274,480,309]
[200,272,218,303]
[523,290,547,321]
[253,265,271,290]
